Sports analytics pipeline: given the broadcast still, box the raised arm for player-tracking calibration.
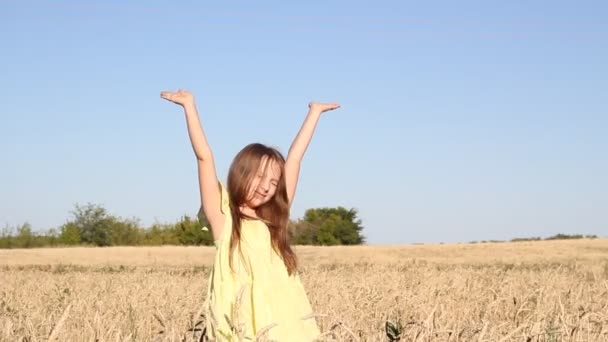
[160,90,225,240]
[284,102,340,206]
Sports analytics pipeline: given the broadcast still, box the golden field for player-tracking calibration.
[1,239,607,341]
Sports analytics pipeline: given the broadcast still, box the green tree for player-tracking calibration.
[293,207,365,245]
[68,203,113,246]
[289,220,314,245]
[0,224,14,248]
[143,223,180,245]
[174,214,214,246]
[45,228,61,246]
[108,217,144,245]
[15,222,34,248]
[59,222,81,245]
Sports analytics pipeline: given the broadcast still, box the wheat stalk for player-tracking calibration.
[48,303,71,341]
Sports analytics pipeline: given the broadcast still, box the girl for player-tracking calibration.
[160,89,340,341]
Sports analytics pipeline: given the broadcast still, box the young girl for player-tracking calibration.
[160,89,340,341]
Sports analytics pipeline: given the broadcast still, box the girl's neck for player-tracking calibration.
[239,205,259,219]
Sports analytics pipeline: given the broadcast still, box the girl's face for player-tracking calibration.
[245,156,282,209]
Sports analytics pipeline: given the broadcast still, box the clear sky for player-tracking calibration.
[1,1,606,244]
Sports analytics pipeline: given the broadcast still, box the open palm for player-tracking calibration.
[160,89,195,106]
[309,102,340,113]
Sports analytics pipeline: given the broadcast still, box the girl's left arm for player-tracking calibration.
[285,102,340,206]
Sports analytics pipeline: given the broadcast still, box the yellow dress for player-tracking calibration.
[200,182,320,341]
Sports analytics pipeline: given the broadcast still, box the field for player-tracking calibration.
[1,239,607,341]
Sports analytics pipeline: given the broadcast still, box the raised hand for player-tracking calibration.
[284,100,340,206]
[160,89,195,107]
[308,102,341,114]
[160,89,225,241]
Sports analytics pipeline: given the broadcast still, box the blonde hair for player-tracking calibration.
[226,143,298,275]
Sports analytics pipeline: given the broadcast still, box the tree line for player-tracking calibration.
[0,203,366,248]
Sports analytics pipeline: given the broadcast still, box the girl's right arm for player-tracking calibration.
[160,89,224,240]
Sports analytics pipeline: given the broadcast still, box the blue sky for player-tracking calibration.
[1,1,606,244]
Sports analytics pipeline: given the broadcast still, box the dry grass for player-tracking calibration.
[1,239,607,341]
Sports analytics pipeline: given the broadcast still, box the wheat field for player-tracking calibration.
[1,239,607,341]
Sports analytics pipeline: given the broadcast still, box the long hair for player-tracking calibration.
[226,143,298,275]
